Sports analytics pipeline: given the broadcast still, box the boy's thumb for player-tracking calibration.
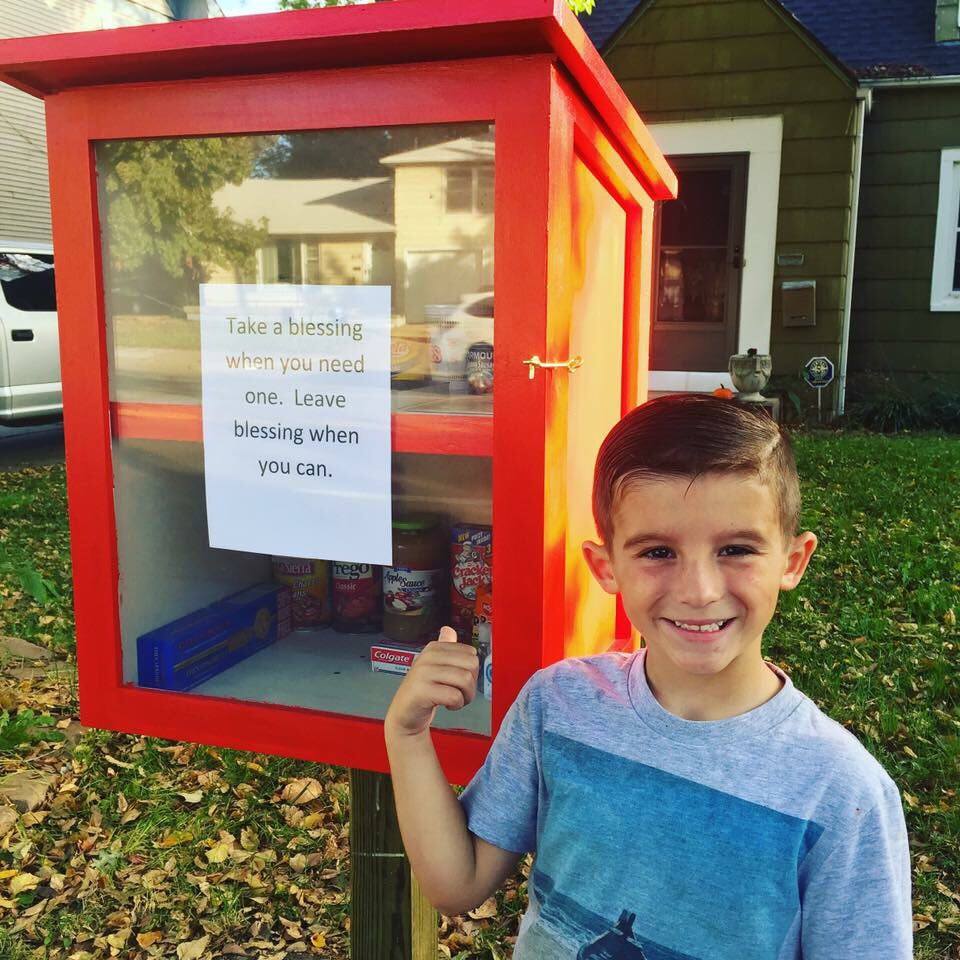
[437,626,458,643]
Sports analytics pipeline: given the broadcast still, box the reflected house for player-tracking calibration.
[380,131,494,325]
[210,177,395,288]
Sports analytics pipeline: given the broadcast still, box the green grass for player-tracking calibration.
[0,431,957,957]
[770,432,960,954]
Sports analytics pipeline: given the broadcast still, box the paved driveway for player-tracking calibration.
[0,419,65,472]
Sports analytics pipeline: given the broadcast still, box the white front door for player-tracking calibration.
[645,116,783,393]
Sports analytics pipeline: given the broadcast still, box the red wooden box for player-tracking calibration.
[0,0,675,785]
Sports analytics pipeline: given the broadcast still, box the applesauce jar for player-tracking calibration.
[383,515,446,643]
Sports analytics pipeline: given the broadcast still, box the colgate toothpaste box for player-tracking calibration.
[370,641,423,676]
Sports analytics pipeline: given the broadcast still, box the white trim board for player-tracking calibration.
[644,116,783,393]
[931,147,960,312]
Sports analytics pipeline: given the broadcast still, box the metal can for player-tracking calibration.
[450,523,492,643]
[271,556,331,630]
[332,562,382,633]
[466,341,494,394]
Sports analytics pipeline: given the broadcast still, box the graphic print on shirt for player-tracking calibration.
[517,731,825,960]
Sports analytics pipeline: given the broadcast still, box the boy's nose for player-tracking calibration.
[674,558,725,608]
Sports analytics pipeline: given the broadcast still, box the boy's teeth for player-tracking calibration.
[673,620,727,632]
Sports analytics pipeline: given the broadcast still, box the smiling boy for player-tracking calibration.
[385,394,912,959]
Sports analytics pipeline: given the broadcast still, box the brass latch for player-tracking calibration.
[522,355,583,380]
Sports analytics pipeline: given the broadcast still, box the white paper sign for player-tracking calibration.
[200,284,392,565]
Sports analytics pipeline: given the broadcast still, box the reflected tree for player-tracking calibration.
[99,136,274,310]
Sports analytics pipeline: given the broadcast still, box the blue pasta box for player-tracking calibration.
[137,583,292,692]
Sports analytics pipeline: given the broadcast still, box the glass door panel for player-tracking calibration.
[97,123,495,734]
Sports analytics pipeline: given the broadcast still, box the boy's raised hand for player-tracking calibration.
[385,626,479,739]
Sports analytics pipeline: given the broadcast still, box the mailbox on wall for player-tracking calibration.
[0,0,676,785]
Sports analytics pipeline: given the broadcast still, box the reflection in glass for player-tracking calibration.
[97,124,496,734]
[657,248,727,325]
[656,166,732,325]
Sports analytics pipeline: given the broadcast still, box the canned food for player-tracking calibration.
[466,341,494,394]
[271,556,331,629]
[451,523,492,643]
[332,562,382,633]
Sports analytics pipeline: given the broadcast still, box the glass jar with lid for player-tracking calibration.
[383,515,447,643]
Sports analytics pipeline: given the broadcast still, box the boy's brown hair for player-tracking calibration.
[592,394,801,546]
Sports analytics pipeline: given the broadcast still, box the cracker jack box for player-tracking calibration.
[370,642,423,676]
[137,584,292,692]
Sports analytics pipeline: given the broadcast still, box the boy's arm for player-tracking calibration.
[385,727,524,916]
[384,628,525,916]
[799,780,912,959]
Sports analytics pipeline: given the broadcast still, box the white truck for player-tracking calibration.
[0,242,60,423]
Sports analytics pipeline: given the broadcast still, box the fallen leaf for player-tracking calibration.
[178,790,203,804]
[103,754,134,770]
[206,843,231,864]
[156,829,194,848]
[105,929,132,950]
[240,827,259,851]
[289,853,307,873]
[468,896,498,919]
[10,873,40,895]
[282,778,323,805]
[310,931,327,950]
[176,935,210,960]
[136,931,164,948]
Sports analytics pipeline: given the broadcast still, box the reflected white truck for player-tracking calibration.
[0,242,60,422]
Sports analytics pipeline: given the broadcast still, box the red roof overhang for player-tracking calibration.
[0,0,676,200]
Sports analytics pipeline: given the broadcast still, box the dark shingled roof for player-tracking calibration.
[580,0,960,79]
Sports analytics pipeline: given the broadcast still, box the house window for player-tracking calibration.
[445,166,494,214]
[275,239,301,284]
[477,167,494,213]
[931,148,960,311]
[305,243,320,284]
[445,169,473,212]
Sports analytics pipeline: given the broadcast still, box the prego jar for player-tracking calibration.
[383,515,446,643]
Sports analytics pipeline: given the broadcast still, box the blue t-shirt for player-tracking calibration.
[460,649,912,960]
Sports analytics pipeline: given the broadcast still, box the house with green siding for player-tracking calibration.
[583,0,960,415]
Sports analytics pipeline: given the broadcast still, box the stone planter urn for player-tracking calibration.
[728,348,772,401]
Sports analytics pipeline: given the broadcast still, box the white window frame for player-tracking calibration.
[931,148,960,312]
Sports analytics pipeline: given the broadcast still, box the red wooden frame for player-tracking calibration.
[46,57,556,784]
[4,3,675,784]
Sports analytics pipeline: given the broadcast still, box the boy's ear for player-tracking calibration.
[582,539,620,596]
[780,531,818,591]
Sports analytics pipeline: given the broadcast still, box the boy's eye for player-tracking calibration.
[637,547,672,560]
[719,545,756,557]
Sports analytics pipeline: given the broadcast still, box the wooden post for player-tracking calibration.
[350,768,439,960]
